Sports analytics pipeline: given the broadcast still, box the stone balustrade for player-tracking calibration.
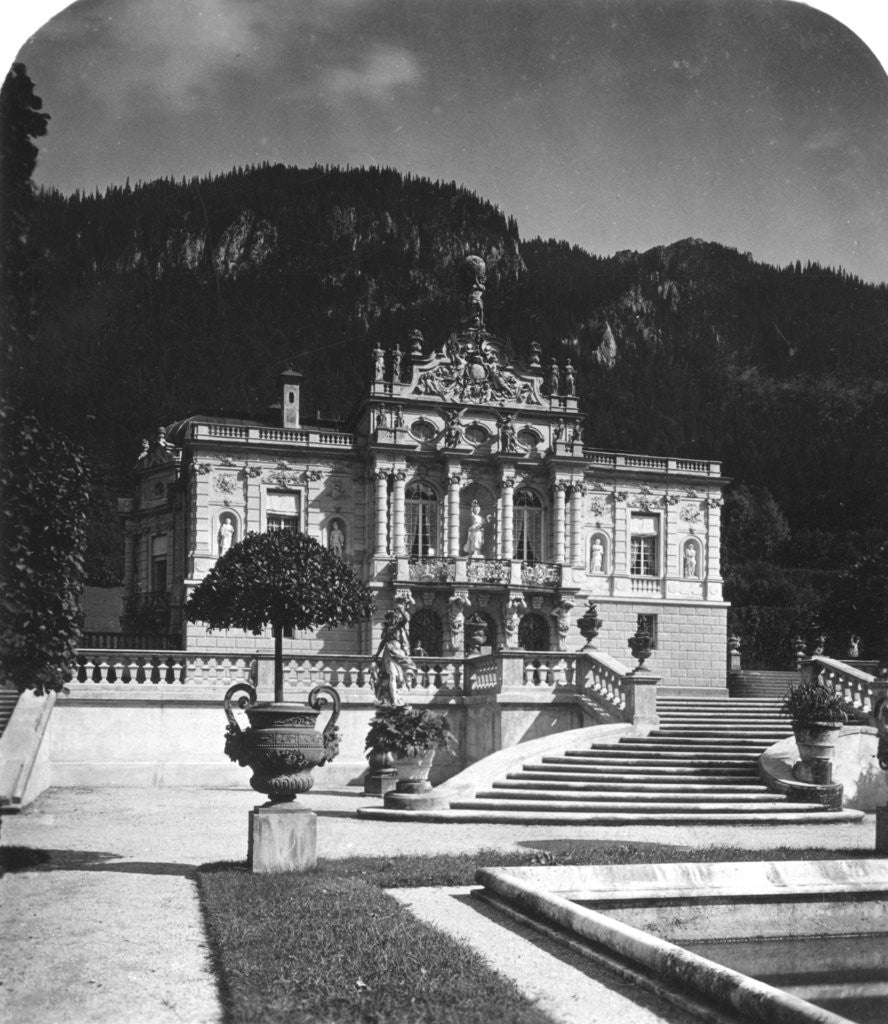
[575,650,660,729]
[75,649,191,685]
[195,423,353,448]
[801,656,877,718]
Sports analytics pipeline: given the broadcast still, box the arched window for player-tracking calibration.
[518,612,550,651]
[406,482,439,557]
[513,487,544,562]
[409,609,443,657]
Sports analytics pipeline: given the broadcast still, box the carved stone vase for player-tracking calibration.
[792,722,843,785]
[223,683,341,803]
[393,748,436,793]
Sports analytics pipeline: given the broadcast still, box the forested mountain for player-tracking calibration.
[12,163,888,661]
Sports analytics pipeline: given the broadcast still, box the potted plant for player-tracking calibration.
[781,673,848,784]
[365,704,456,793]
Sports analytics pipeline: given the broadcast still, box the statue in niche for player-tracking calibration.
[393,405,405,428]
[549,358,560,395]
[564,359,576,396]
[572,420,584,443]
[459,254,486,328]
[463,500,493,557]
[553,418,565,444]
[372,609,414,706]
[443,407,464,447]
[683,543,698,578]
[376,405,389,429]
[392,344,403,382]
[329,520,345,558]
[498,412,518,453]
[373,343,385,380]
[218,514,236,556]
[591,536,604,573]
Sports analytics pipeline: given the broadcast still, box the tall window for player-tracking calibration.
[267,491,300,532]
[630,514,659,576]
[151,536,168,592]
[637,614,658,648]
[406,482,439,557]
[513,488,544,562]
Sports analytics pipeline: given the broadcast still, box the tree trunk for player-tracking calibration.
[273,623,284,703]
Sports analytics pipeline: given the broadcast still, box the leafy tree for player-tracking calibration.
[0,408,89,694]
[822,542,888,661]
[1,63,50,390]
[185,530,374,702]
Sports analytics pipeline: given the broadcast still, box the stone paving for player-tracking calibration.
[0,786,878,1024]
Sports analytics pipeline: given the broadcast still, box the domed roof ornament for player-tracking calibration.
[458,254,486,329]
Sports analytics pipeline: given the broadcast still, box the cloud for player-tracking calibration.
[321,46,422,103]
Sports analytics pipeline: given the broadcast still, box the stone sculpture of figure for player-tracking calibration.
[572,420,584,443]
[217,515,235,556]
[564,359,576,396]
[376,405,389,429]
[499,412,518,453]
[372,610,415,706]
[553,418,565,444]
[392,345,403,382]
[393,405,405,428]
[591,536,604,573]
[463,500,493,557]
[683,543,698,578]
[373,344,385,380]
[137,438,150,461]
[848,634,861,659]
[459,254,487,328]
[444,407,463,448]
[549,358,560,395]
[329,520,345,558]
[529,341,542,368]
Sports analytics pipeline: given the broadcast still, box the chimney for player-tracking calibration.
[280,368,304,429]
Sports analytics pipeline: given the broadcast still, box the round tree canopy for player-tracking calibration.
[185,530,374,635]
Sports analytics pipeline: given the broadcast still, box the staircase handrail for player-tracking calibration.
[802,655,877,719]
[576,650,660,729]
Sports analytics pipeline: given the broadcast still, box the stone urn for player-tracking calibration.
[465,613,488,655]
[393,749,436,793]
[577,601,603,649]
[223,683,341,802]
[628,628,653,672]
[792,723,843,784]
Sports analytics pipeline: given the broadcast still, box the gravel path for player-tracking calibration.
[0,786,876,1024]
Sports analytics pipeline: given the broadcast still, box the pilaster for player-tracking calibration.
[392,469,407,557]
[569,483,585,566]
[554,479,568,564]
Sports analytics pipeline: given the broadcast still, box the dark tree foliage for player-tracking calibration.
[0,407,89,694]
[185,529,374,701]
[821,542,888,662]
[1,63,50,389]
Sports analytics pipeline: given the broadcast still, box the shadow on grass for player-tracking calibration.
[0,846,197,877]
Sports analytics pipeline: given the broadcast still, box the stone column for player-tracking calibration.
[447,473,461,557]
[374,470,389,556]
[570,484,585,566]
[554,480,568,564]
[392,470,407,557]
[500,475,514,560]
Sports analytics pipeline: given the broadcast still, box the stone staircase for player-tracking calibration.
[442,695,863,823]
[729,670,796,699]
[0,688,19,740]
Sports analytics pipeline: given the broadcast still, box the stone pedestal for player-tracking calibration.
[364,751,397,796]
[248,803,317,873]
[876,807,888,854]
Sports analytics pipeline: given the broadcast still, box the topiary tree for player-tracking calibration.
[185,530,374,702]
[0,407,90,694]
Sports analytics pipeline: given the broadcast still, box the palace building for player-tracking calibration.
[119,255,727,695]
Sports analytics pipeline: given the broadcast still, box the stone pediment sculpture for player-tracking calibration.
[408,254,543,407]
[412,333,542,406]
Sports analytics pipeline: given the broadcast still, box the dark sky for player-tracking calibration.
[7,1,888,283]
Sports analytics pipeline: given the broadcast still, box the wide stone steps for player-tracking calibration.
[431,691,864,826]
[453,796,826,814]
[487,785,790,803]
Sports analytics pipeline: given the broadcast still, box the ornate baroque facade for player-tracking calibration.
[120,257,727,690]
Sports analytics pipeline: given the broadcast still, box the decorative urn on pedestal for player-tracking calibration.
[781,672,847,785]
[224,683,341,802]
[628,627,654,673]
[577,601,603,650]
[366,704,456,808]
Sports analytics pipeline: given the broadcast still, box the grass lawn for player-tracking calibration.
[197,843,877,1024]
